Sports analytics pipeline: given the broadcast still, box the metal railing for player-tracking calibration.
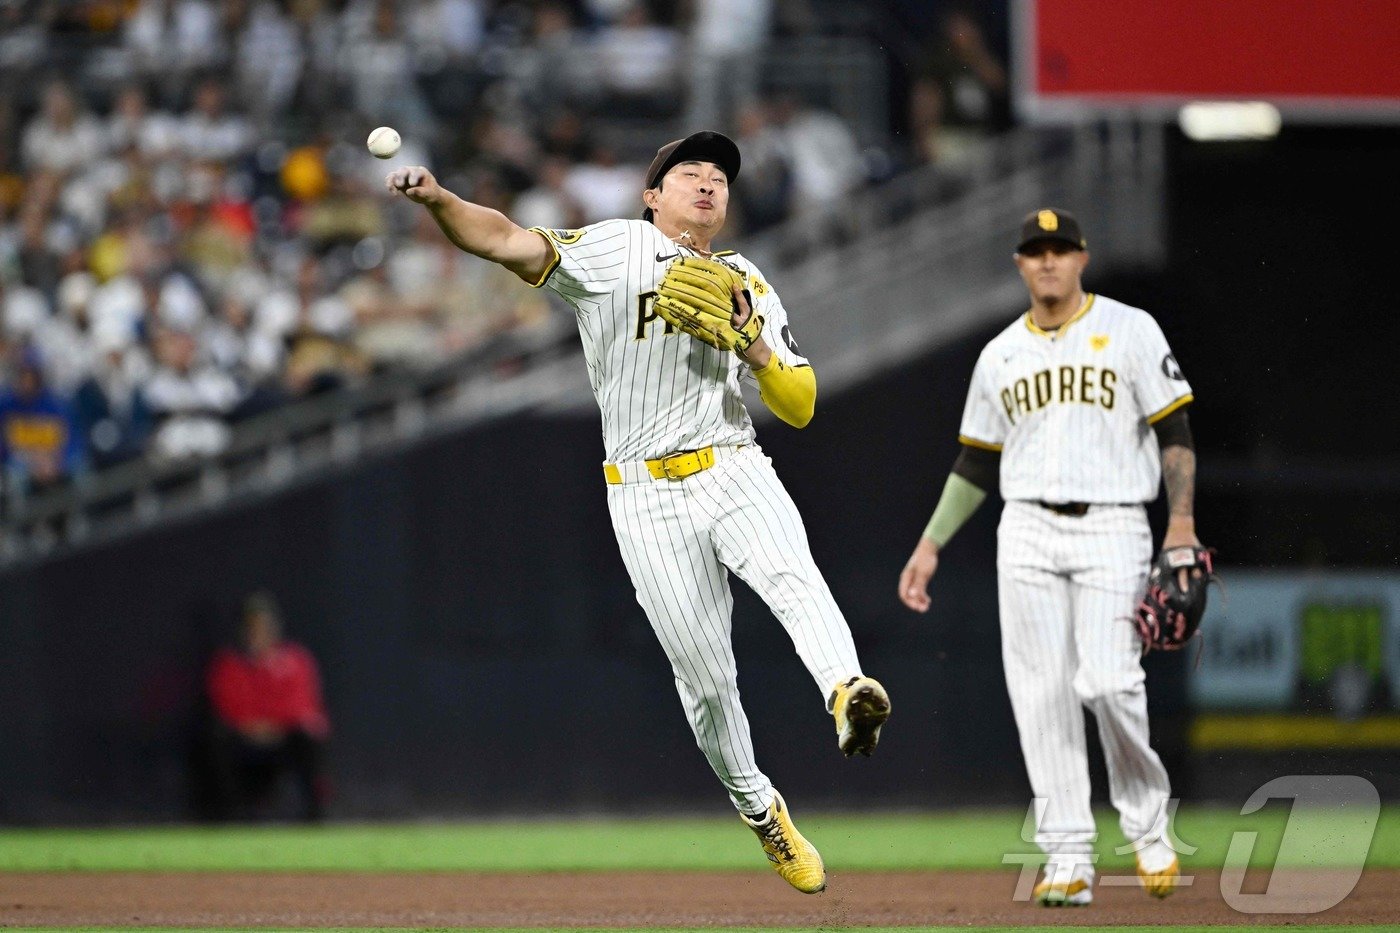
[0,332,585,565]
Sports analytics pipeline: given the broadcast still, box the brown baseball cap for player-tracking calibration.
[1016,208,1087,253]
[641,131,741,221]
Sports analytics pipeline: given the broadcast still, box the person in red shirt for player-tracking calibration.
[205,591,331,820]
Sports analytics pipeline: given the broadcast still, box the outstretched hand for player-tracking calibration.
[898,538,940,613]
[385,165,442,206]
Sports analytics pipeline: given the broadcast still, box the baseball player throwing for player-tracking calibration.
[386,131,889,894]
[898,209,1201,905]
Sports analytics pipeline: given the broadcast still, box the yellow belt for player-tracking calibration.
[604,446,717,484]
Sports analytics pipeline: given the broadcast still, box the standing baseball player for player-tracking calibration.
[386,131,890,894]
[898,209,1205,905]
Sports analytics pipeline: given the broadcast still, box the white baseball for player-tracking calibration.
[367,126,401,159]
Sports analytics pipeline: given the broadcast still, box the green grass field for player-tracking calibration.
[0,804,1392,872]
[34,928,1399,933]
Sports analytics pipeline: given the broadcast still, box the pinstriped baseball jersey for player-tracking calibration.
[530,220,809,463]
[959,294,1193,503]
[525,217,863,817]
[956,290,1185,865]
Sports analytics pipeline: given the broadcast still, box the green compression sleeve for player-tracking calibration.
[922,473,989,548]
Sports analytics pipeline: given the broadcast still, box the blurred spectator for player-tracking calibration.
[180,78,252,163]
[392,218,557,358]
[341,0,432,132]
[539,108,594,163]
[202,268,285,392]
[14,201,69,294]
[34,272,102,395]
[233,0,306,119]
[685,0,771,130]
[594,3,679,117]
[272,257,366,396]
[180,169,258,288]
[1,277,52,346]
[462,114,541,193]
[202,591,331,822]
[407,0,487,64]
[143,325,240,459]
[87,263,147,348]
[0,349,83,495]
[732,103,794,233]
[124,0,226,87]
[0,2,48,71]
[299,156,386,250]
[342,258,437,369]
[106,84,183,160]
[563,143,642,224]
[512,156,586,231]
[21,81,106,175]
[73,335,155,469]
[511,1,588,112]
[908,8,1010,169]
[766,92,864,213]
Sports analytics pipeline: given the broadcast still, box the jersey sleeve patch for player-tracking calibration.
[1161,353,1185,381]
[780,324,802,358]
[542,228,586,244]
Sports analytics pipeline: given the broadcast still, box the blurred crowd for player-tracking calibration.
[0,0,1010,497]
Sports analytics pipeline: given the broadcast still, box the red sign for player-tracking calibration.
[1020,0,1400,118]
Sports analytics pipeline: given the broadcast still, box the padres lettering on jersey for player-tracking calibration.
[1000,365,1117,421]
[959,294,1193,503]
[530,220,810,462]
[633,291,674,340]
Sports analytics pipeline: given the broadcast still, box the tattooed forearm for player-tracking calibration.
[1161,444,1196,519]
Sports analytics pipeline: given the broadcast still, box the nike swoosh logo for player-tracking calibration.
[656,252,680,262]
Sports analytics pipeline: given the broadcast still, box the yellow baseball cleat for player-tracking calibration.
[828,675,891,757]
[1034,877,1094,907]
[1034,861,1094,907]
[740,789,826,894]
[1137,855,1180,898]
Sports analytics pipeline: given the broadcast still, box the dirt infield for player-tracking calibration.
[3,869,1397,927]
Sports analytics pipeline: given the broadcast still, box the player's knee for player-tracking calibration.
[1072,668,1143,704]
[679,670,740,711]
[1009,674,1074,710]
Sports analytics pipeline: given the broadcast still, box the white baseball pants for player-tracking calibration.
[606,445,863,814]
[997,500,1172,856]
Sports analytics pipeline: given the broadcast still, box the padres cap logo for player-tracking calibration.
[1017,207,1085,253]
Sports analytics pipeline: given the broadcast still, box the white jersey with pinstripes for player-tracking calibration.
[957,290,1188,861]
[958,294,1193,503]
[526,217,861,817]
[529,219,809,463]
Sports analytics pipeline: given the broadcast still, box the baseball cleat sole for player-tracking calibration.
[832,676,891,757]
